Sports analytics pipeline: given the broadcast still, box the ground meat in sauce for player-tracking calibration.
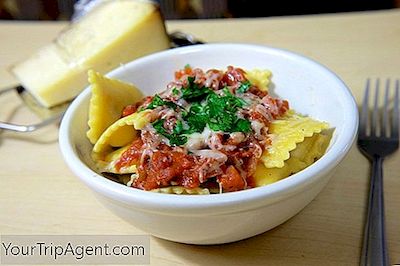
[114,66,289,193]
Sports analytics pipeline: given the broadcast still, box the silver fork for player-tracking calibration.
[358,79,399,266]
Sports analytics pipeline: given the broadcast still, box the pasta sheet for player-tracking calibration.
[245,69,271,92]
[86,70,144,144]
[151,186,210,195]
[255,131,331,186]
[92,110,151,173]
[261,110,329,168]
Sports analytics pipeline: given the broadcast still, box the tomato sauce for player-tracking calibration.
[218,166,246,192]
[116,138,256,192]
[115,139,143,171]
[121,96,153,117]
[132,149,200,190]
[221,66,246,86]
[113,66,291,193]
[175,65,193,79]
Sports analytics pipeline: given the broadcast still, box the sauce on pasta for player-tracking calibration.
[114,66,289,192]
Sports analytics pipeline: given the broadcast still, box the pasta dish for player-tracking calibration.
[86,66,332,194]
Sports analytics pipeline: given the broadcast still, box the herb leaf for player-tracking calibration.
[146,94,177,110]
[152,119,167,135]
[204,89,249,133]
[181,76,212,101]
[173,120,184,134]
[237,81,251,94]
[184,103,208,134]
[172,88,180,96]
[151,77,253,146]
[152,119,188,146]
[169,135,188,146]
[233,118,252,133]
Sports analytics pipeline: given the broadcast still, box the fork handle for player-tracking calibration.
[360,156,389,266]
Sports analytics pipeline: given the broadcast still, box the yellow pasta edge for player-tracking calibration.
[255,131,332,187]
[151,186,210,195]
[93,110,152,154]
[86,70,144,144]
[245,69,272,92]
[261,111,330,168]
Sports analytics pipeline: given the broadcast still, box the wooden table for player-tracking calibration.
[1,9,400,265]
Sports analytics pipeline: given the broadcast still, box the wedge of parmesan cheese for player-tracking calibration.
[10,0,170,108]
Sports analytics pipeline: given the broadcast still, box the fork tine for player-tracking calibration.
[371,79,380,137]
[382,79,390,137]
[359,79,370,137]
[391,79,399,139]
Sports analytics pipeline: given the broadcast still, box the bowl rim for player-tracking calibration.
[59,43,358,215]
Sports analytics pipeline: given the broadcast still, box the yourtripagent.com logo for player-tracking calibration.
[0,235,150,265]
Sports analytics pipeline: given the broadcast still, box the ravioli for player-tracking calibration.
[245,69,271,92]
[261,110,329,168]
[94,145,137,174]
[255,132,331,186]
[93,110,152,174]
[93,110,152,154]
[151,186,210,195]
[86,66,333,193]
[86,70,144,144]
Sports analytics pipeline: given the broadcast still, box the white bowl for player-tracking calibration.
[59,43,358,244]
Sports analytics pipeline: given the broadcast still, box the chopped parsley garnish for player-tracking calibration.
[152,119,188,146]
[184,103,208,134]
[151,76,252,146]
[205,89,250,133]
[152,119,167,134]
[181,76,212,100]
[173,120,185,134]
[233,118,252,132]
[237,80,252,94]
[146,94,177,110]
[172,87,180,96]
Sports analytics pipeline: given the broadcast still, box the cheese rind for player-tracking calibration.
[11,0,170,108]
